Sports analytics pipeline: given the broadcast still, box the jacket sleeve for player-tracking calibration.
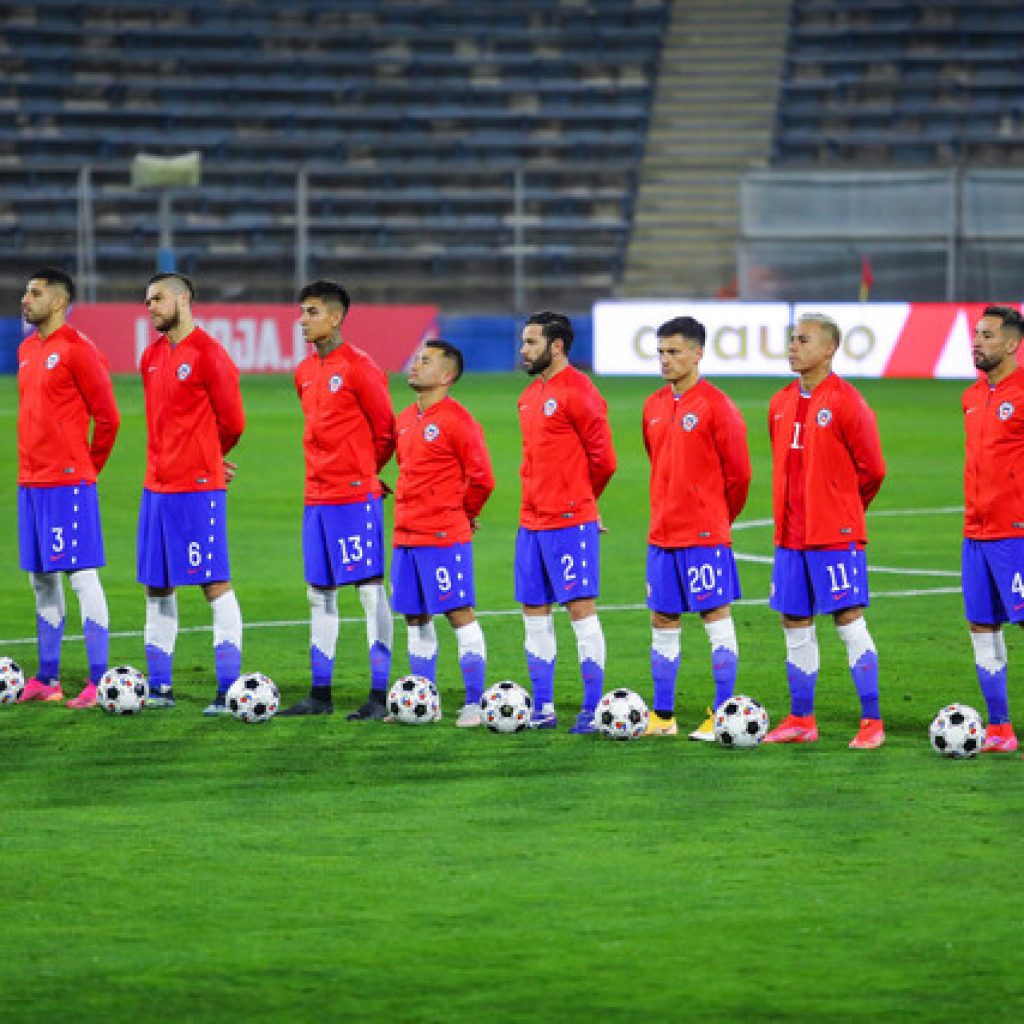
[841,389,886,509]
[715,396,752,523]
[205,344,246,456]
[73,342,121,474]
[354,362,396,473]
[575,380,617,499]
[455,413,495,520]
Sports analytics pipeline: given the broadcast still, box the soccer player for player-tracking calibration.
[516,311,617,732]
[16,267,120,708]
[961,305,1024,753]
[138,272,246,714]
[279,280,396,719]
[642,316,751,739]
[764,312,887,749]
[391,340,495,726]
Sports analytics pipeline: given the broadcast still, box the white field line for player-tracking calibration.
[0,506,966,647]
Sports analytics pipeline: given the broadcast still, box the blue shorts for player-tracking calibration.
[646,544,741,615]
[962,538,1024,625]
[770,546,869,617]
[18,483,105,573]
[137,489,231,588]
[303,498,384,587]
[391,542,476,616]
[514,522,600,606]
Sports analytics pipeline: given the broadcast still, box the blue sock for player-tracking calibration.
[369,640,391,693]
[527,651,555,709]
[787,662,817,717]
[145,645,173,692]
[37,613,63,682]
[977,663,1010,725]
[711,646,738,711]
[851,649,881,720]
[311,645,334,697]
[214,641,242,696]
[650,647,679,715]
[460,650,486,706]
[409,650,437,684]
[580,657,603,713]
[83,615,109,684]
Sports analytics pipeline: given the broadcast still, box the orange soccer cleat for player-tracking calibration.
[764,713,818,744]
[981,722,1018,754]
[849,717,885,750]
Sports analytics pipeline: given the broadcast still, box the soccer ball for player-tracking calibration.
[480,680,532,733]
[226,672,280,724]
[929,703,983,759]
[388,675,441,725]
[713,695,770,748]
[0,657,25,704]
[98,665,149,715]
[596,688,649,740]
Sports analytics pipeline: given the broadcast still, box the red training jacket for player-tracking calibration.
[295,342,396,505]
[518,365,616,530]
[768,373,885,548]
[141,326,245,493]
[643,379,751,548]
[963,366,1024,540]
[18,322,120,486]
[393,396,495,546]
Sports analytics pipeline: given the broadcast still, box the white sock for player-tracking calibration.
[409,620,438,662]
[308,585,339,660]
[523,614,556,663]
[836,617,875,668]
[971,631,1007,675]
[210,590,243,652]
[454,620,486,662]
[705,616,738,656]
[358,582,393,652]
[30,571,65,629]
[651,627,681,660]
[570,614,606,669]
[144,593,178,656]
[69,568,109,629]
[784,625,819,675]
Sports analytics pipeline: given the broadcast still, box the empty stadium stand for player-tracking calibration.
[0,0,668,309]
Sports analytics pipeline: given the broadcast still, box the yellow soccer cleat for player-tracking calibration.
[688,707,716,742]
[645,711,679,737]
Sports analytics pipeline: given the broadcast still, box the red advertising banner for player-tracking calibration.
[68,303,439,374]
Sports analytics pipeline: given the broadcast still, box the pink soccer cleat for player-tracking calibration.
[66,682,99,709]
[849,718,886,750]
[981,722,1018,754]
[764,713,819,744]
[17,678,65,703]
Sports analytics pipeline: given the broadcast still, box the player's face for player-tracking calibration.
[299,298,342,348]
[657,335,702,386]
[788,321,837,376]
[407,346,451,391]
[145,283,184,334]
[21,279,63,325]
[520,324,554,376]
[973,316,1018,373]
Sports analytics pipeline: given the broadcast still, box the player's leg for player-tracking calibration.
[66,569,109,708]
[645,545,682,734]
[515,527,558,728]
[137,489,180,706]
[202,579,243,715]
[280,585,339,717]
[356,577,393,709]
[446,604,487,727]
[566,597,604,734]
[764,548,819,743]
[962,538,1018,752]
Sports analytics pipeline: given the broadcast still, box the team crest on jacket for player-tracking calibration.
[816,408,832,427]
[423,423,440,442]
[45,353,60,370]
[177,363,192,381]
[681,412,699,432]
[998,401,1014,421]
[543,398,558,417]
[329,374,343,393]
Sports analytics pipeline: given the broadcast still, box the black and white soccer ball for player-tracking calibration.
[0,656,25,704]
[713,695,770,748]
[98,665,149,715]
[480,680,532,733]
[226,672,280,724]
[387,675,441,725]
[596,688,649,740]
[929,703,983,759]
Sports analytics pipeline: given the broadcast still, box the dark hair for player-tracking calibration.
[28,266,75,304]
[525,311,573,353]
[424,338,464,383]
[982,305,1024,335]
[147,271,195,301]
[299,279,351,316]
[656,315,706,346]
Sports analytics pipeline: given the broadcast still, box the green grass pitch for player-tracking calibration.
[1,372,1023,1023]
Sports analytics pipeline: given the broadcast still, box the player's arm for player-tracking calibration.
[575,384,617,499]
[456,415,496,522]
[353,363,397,472]
[204,345,246,456]
[715,398,752,522]
[72,343,120,473]
[841,392,886,509]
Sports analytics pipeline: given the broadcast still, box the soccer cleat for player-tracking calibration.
[455,704,483,728]
[529,703,557,730]
[278,694,334,717]
[569,709,597,735]
[147,689,177,709]
[202,697,231,717]
[688,707,716,742]
[763,713,819,744]
[66,682,98,709]
[645,712,679,737]
[981,722,1018,754]
[849,717,885,750]
[346,698,387,721]
[18,678,64,703]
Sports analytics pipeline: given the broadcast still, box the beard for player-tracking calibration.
[152,309,180,334]
[525,342,553,376]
